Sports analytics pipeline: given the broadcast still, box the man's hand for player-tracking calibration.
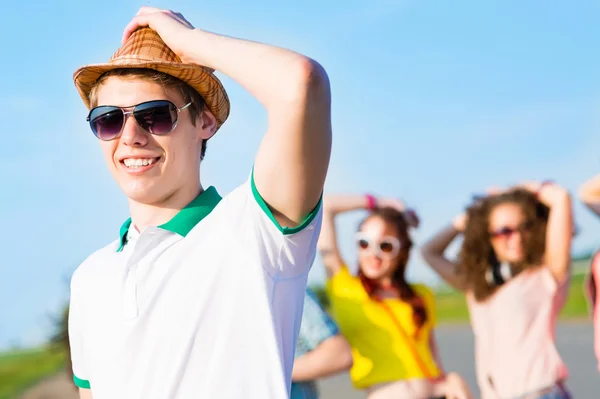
[122,8,196,63]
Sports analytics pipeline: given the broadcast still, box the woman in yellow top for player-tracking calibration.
[319,193,473,399]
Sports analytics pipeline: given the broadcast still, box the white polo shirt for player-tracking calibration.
[68,174,322,399]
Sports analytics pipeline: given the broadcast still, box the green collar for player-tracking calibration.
[117,186,222,252]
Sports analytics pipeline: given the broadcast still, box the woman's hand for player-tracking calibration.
[376,197,407,212]
[452,212,468,232]
[444,372,475,399]
[376,197,420,228]
[402,208,420,228]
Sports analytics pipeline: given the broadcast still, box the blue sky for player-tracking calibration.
[1,0,599,349]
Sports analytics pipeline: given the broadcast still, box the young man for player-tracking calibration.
[291,288,353,399]
[68,7,331,399]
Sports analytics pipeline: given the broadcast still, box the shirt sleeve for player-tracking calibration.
[68,268,91,389]
[325,266,367,301]
[221,169,323,279]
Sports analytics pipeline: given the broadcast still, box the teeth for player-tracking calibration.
[123,158,156,168]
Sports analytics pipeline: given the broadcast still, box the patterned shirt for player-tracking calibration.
[291,288,340,399]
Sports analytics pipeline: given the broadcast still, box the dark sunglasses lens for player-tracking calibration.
[358,239,369,250]
[134,101,177,135]
[380,242,394,253]
[493,227,515,238]
[89,107,124,140]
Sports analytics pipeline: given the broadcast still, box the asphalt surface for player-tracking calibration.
[318,322,598,399]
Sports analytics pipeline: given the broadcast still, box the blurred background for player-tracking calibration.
[1,0,600,398]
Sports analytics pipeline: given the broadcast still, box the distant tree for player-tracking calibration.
[573,250,595,262]
[45,269,77,384]
[49,304,72,383]
[9,339,22,351]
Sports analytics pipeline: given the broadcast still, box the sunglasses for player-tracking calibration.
[355,233,401,259]
[489,221,533,239]
[87,100,192,141]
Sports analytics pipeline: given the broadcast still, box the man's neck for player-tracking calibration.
[128,181,203,233]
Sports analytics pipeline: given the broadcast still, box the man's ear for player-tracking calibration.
[198,109,217,140]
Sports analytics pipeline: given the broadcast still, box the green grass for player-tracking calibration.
[436,268,590,323]
[0,346,65,399]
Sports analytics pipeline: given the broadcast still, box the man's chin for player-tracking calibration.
[121,185,159,204]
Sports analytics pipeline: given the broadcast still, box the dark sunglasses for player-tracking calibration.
[489,221,533,239]
[87,100,192,141]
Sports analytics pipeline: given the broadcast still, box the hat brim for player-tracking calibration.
[73,59,230,129]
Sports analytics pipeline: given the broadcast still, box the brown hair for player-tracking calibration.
[88,68,209,159]
[457,189,549,302]
[357,207,427,335]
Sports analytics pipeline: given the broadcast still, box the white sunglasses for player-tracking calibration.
[355,233,401,259]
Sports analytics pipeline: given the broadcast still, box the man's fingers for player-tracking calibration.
[121,13,163,44]
[122,15,148,43]
[137,6,162,16]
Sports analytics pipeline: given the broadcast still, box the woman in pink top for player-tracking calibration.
[421,181,573,399]
[578,173,600,373]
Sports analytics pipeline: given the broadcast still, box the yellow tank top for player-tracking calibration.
[325,267,440,389]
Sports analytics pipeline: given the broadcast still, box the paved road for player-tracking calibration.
[318,323,598,398]
[18,323,597,399]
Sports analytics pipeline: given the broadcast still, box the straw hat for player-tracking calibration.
[73,27,230,129]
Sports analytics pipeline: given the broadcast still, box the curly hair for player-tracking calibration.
[357,207,428,335]
[457,189,549,302]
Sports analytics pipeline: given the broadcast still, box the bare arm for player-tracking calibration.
[319,195,371,278]
[79,389,92,399]
[429,329,445,375]
[579,174,600,217]
[291,335,353,382]
[123,8,331,227]
[586,270,597,308]
[522,182,573,283]
[223,38,331,226]
[421,214,467,292]
[186,21,331,226]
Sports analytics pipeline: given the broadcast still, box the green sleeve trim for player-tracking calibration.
[74,375,91,389]
[250,169,322,235]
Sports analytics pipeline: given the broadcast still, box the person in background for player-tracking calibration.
[578,173,600,373]
[291,288,353,399]
[422,181,573,399]
[318,193,473,399]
